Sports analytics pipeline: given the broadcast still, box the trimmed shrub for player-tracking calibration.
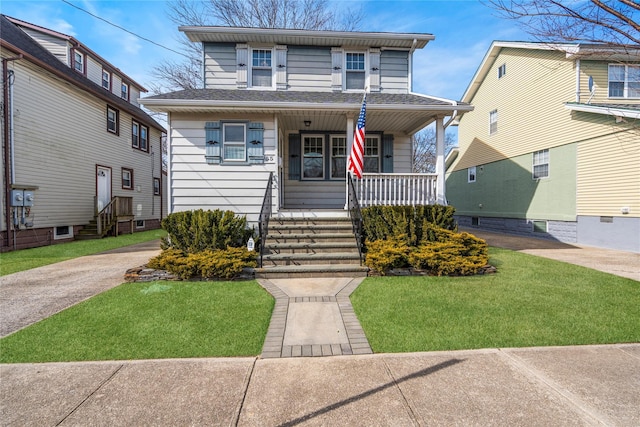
[147,247,257,280]
[364,237,410,275]
[362,205,457,245]
[161,209,254,254]
[364,226,489,276]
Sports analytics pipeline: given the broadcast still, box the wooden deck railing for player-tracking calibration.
[355,173,437,207]
[95,196,134,236]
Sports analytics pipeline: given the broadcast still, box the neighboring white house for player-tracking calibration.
[1,15,166,251]
[141,26,471,224]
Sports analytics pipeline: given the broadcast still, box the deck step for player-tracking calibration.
[261,252,361,266]
[266,242,359,254]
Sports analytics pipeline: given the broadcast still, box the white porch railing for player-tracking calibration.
[355,173,438,207]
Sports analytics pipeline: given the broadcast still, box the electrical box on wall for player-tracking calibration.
[11,189,35,206]
[11,190,24,206]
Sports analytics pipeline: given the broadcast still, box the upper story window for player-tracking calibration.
[498,63,506,79]
[608,64,640,98]
[132,120,149,152]
[489,109,498,135]
[107,106,119,135]
[73,51,84,73]
[102,70,111,90]
[346,52,366,90]
[533,149,549,179]
[121,82,129,100]
[252,49,272,87]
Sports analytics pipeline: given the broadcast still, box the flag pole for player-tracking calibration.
[345,89,367,209]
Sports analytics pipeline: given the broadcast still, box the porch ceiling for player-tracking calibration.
[141,89,472,135]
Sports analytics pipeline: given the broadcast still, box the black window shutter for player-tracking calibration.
[382,134,394,173]
[288,133,301,180]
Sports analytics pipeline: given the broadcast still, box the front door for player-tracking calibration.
[96,166,111,212]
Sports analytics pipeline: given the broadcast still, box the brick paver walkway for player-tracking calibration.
[258,278,372,358]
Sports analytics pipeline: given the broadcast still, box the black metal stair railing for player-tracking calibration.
[258,172,273,267]
[347,174,365,265]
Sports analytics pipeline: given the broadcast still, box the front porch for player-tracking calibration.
[280,173,439,210]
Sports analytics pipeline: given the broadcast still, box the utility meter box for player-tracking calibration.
[23,191,35,207]
[11,190,24,207]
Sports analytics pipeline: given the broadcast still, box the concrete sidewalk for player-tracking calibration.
[2,344,638,426]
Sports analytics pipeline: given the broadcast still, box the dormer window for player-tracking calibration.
[121,82,129,100]
[346,52,365,90]
[102,70,111,90]
[73,51,84,73]
[252,49,272,87]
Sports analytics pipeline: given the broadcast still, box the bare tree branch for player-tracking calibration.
[413,129,456,173]
[485,0,640,46]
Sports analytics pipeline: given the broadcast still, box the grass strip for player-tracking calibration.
[0,280,274,362]
[0,229,166,275]
[351,247,640,353]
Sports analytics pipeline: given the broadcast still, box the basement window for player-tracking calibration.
[532,220,547,233]
[54,225,73,239]
[136,220,145,229]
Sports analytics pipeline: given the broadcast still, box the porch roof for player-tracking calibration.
[141,89,471,134]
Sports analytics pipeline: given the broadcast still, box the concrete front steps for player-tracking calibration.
[254,212,369,279]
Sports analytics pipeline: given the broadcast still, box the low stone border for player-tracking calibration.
[124,266,254,282]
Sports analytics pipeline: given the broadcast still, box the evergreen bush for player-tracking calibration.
[361,205,456,245]
[147,247,257,280]
[160,209,254,254]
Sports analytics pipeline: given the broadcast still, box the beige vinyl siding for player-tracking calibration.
[575,112,640,217]
[169,114,278,223]
[204,43,237,89]
[8,59,162,229]
[380,50,409,93]
[287,46,332,91]
[86,56,102,85]
[454,48,576,171]
[580,60,640,103]
[19,28,69,65]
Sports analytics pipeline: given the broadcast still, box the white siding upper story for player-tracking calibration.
[10,18,145,109]
[203,42,411,93]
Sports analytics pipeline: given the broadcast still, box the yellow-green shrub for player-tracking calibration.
[147,247,257,280]
[364,227,489,276]
[408,240,488,276]
[364,237,410,275]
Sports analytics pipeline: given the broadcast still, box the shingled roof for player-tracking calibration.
[0,15,164,132]
[143,88,470,109]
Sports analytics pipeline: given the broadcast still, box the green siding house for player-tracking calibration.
[447,42,639,252]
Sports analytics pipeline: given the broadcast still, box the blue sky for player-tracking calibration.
[2,0,531,100]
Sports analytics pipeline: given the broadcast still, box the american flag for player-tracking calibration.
[348,94,367,178]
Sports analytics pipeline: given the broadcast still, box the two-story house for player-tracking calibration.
[446,41,639,252]
[1,15,166,251]
[141,26,471,225]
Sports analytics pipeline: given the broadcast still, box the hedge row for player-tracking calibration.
[361,205,456,246]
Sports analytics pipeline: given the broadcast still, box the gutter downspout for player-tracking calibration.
[3,55,23,250]
[575,59,581,103]
[408,38,417,91]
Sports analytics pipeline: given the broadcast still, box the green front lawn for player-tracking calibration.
[351,248,640,353]
[0,229,166,276]
[0,280,274,363]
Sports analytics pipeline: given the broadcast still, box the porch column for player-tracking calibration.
[344,114,355,209]
[435,116,446,205]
